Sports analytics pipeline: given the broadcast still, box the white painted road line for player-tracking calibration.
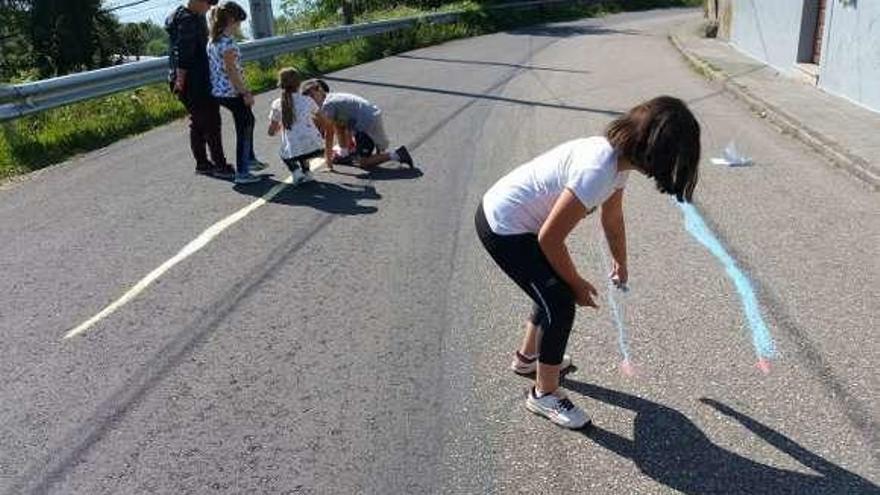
[63,175,294,340]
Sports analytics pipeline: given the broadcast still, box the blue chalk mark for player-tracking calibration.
[596,241,632,364]
[606,284,632,363]
[678,202,776,359]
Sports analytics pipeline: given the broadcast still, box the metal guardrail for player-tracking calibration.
[0,0,576,122]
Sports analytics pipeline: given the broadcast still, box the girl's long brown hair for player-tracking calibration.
[606,96,701,202]
[209,1,247,42]
[278,68,302,130]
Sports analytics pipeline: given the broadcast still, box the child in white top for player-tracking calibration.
[268,68,331,185]
[477,96,701,430]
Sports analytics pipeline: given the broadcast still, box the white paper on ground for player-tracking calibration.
[712,141,752,166]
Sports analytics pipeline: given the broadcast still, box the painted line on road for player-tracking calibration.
[678,202,776,369]
[63,175,294,340]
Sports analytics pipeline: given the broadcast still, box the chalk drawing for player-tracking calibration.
[678,201,776,371]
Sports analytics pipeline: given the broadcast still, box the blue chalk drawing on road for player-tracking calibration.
[596,238,634,372]
[607,288,630,361]
[678,202,776,360]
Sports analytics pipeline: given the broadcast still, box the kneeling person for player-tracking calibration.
[301,79,414,170]
[268,68,331,185]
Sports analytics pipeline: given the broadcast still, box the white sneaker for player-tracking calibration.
[511,352,572,376]
[526,387,591,430]
[291,169,306,186]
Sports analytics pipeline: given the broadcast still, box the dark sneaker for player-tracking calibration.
[395,146,414,169]
[249,159,269,172]
[234,173,264,185]
[211,164,236,179]
[195,162,214,175]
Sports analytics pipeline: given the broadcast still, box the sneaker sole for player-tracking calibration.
[525,400,591,430]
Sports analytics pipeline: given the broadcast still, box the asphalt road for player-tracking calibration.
[1,8,878,494]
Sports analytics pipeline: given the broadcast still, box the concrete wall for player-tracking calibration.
[729,0,806,74]
[818,1,880,112]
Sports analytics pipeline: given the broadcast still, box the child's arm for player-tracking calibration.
[601,188,627,285]
[539,189,598,308]
[222,46,252,106]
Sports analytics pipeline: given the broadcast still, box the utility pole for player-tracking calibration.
[250,0,274,39]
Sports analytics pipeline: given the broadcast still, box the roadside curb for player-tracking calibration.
[669,28,880,190]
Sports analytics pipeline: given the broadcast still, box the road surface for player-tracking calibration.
[1,8,878,494]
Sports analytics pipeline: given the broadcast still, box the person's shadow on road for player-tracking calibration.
[563,379,880,495]
[233,177,381,215]
[329,165,424,182]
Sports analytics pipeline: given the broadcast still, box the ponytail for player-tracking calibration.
[282,89,295,130]
[277,68,303,130]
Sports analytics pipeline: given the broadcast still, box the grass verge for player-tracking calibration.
[0,0,701,180]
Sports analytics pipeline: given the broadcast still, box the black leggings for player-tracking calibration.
[475,203,576,365]
[218,96,257,175]
[282,149,323,173]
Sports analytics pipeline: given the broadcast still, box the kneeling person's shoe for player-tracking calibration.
[394,146,414,169]
[525,387,590,430]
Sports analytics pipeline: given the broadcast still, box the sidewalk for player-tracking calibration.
[670,17,880,189]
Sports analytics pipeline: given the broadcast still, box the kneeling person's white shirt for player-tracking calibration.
[482,137,628,235]
[269,93,325,159]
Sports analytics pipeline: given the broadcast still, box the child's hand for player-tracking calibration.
[243,92,255,107]
[573,277,599,308]
[609,262,628,289]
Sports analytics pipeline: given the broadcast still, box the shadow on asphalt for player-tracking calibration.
[563,379,880,495]
[506,23,644,38]
[393,54,591,74]
[233,178,381,215]
[354,166,424,181]
[323,76,622,116]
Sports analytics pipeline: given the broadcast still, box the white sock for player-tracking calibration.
[389,150,400,162]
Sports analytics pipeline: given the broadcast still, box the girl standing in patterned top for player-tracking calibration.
[207,1,267,184]
[268,68,333,186]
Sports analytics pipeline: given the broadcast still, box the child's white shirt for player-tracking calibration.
[482,137,629,235]
[269,93,324,159]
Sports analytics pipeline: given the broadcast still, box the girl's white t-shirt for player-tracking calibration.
[268,93,324,159]
[482,137,629,235]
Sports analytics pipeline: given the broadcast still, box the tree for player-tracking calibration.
[29,0,122,77]
[120,22,147,60]
[0,0,35,81]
